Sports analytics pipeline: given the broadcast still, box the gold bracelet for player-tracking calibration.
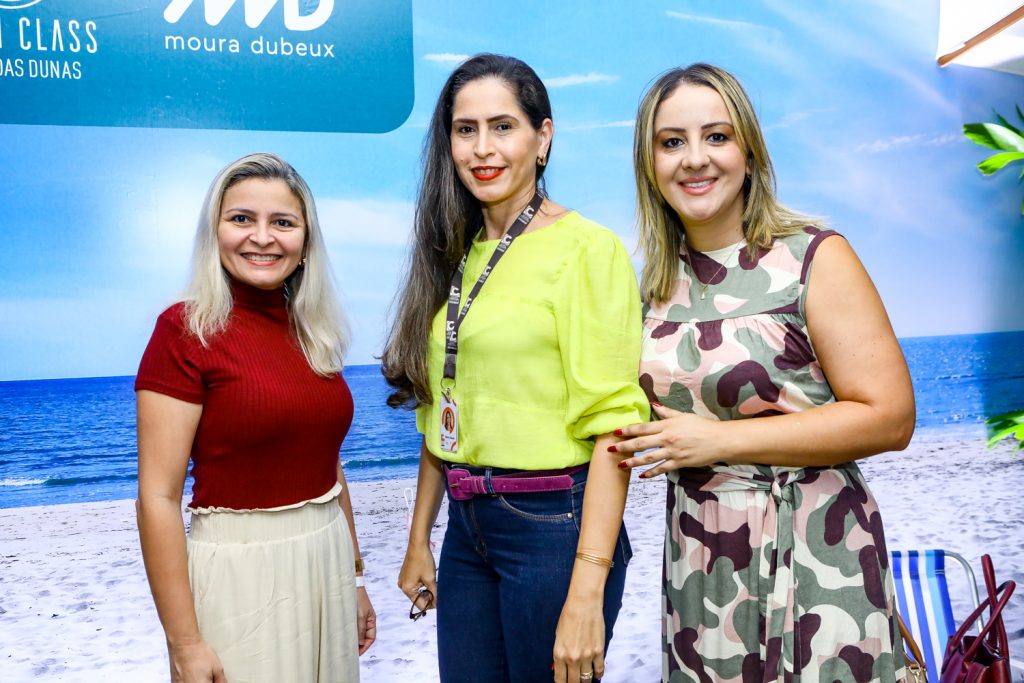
[354,557,364,574]
[575,551,614,568]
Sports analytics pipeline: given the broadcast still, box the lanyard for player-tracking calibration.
[443,191,544,381]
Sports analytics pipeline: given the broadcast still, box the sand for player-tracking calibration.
[1,434,1021,682]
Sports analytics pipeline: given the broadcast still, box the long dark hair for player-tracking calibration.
[381,53,553,408]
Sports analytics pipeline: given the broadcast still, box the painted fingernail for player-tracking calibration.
[613,429,623,436]
[607,444,618,453]
[617,461,628,470]
[652,401,664,408]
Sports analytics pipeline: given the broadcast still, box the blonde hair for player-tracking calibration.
[634,64,820,304]
[182,152,349,376]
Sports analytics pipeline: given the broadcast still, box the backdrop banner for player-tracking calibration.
[0,0,413,132]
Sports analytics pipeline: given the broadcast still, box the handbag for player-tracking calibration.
[939,554,1016,683]
[897,611,927,683]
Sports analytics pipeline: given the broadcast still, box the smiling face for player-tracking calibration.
[217,178,307,290]
[653,84,749,240]
[449,76,552,212]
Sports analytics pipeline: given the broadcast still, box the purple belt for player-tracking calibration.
[445,465,586,501]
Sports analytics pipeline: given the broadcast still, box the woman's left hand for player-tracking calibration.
[356,587,376,655]
[552,593,605,683]
[613,403,729,477]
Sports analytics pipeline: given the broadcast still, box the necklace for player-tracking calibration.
[689,240,743,301]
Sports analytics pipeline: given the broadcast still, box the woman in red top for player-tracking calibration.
[135,153,375,682]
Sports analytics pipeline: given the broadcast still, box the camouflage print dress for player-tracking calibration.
[640,228,906,683]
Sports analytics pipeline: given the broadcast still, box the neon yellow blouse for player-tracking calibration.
[416,211,650,469]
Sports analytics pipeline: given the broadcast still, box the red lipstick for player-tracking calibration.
[472,166,505,181]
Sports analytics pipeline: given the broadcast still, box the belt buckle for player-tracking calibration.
[446,468,475,501]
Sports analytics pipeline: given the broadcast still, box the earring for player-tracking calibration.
[299,256,307,268]
[537,155,547,167]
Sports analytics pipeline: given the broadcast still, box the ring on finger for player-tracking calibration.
[580,673,594,681]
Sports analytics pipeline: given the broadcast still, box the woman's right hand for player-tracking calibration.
[613,403,730,476]
[167,639,227,682]
[397,542,438,610]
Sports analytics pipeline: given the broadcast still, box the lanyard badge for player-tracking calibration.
[439,387,459,453]
[438,191,544,452]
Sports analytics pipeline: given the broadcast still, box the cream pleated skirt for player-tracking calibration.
[186,483,359,682]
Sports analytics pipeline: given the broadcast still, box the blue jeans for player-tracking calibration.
[436,465,631,683]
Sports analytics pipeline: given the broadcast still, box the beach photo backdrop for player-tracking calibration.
[2,0,1024,680]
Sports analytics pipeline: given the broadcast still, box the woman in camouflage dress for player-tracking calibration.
[613,64,916,683]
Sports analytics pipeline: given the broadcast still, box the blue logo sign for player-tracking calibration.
[0,0,413,132]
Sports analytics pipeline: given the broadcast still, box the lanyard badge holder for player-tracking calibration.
[438,191,544,453]
[439,384,459,453]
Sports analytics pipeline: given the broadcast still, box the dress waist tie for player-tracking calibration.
[675,467,818,683]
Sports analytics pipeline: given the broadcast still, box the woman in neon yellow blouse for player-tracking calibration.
[382,54,649,683]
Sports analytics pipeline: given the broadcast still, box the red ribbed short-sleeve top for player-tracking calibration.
[135,281,353,510]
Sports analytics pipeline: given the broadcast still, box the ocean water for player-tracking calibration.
[1,331,1022,509]
[0,365,422,509]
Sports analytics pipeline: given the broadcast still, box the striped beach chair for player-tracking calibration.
[890,549,981,683]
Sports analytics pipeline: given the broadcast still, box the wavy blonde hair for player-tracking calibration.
[634,64,820,304]
[182,152,349,375]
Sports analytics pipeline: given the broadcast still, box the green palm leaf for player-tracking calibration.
[986,409,1024,449]
[969,111,1024,445]
[978,151,1024,175]
[996,112,1022,136]
[963,123,1024,152]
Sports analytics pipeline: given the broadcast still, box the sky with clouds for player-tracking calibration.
[2,0,1023,381]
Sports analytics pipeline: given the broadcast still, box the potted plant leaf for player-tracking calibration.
[963,106,1024,214]
[964,107,1024,448]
